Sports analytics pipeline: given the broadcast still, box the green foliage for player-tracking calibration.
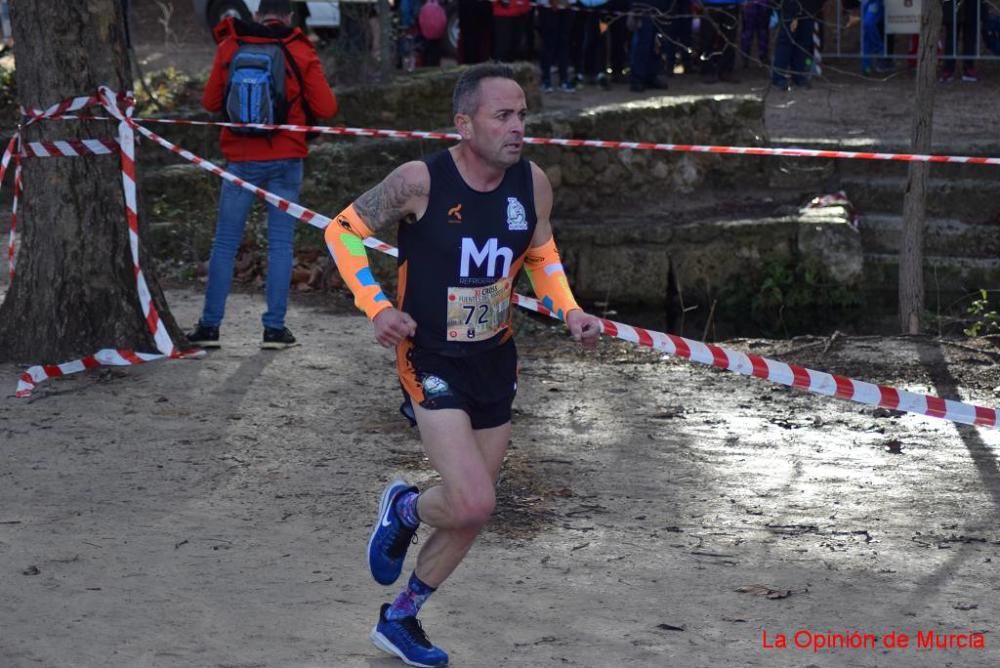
[720,256,864,337]
[0,62,17,129]
[294,224,326,249]
[134,67,203,113]
[963,289,1000,337]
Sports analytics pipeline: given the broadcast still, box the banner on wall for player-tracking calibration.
[885,0,923,34]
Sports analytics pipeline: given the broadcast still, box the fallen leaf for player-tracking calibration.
[655,623,685,632]
[735,583,792,599]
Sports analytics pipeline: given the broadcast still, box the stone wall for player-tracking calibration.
[141,84,772,258]
[133,67,870,330]
[554,204,863,307]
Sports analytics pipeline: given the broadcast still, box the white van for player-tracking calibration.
[192,0,354,32]
[193,0,458,56]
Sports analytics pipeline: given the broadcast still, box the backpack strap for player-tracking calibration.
[279,41,317,127]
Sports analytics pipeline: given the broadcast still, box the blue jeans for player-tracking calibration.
[201,158,303,331]
[771,17,814,86]
[861,0,886,72]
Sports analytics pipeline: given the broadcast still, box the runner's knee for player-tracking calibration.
[447,487,496,528]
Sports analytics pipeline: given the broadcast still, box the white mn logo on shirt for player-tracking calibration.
[459,237,512,278]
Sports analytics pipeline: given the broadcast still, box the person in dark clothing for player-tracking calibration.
[325,63,601,668]
[700,0,745,82]
[539,0,576,92]
[741,0,773,67]
[579,0,612,88]
[492,0,533,61]
[605,0,632,81]
[665,0,695,74]
[458,0,493,64]
[630,0,672,91]
[771,0,823,89]
[941,0,986,81]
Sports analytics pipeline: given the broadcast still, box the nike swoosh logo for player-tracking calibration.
[380,508,393,528]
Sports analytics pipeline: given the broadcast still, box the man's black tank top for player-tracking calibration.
[398,149,537,356]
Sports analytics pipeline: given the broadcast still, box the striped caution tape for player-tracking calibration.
[11,90,194,399]
[21,94,102,125]
[108,106,998,430]
[114,116,1000,167]
[98,87,177,358]
[9,152,20,280]
[17,349,171,392]
[10,89,1000,422]
[20,138,120,158]
[511,295,998,430]
[45,114,1000,167]
[2,135,20,280]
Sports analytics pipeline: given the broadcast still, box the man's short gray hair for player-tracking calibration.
[452,63,517,116]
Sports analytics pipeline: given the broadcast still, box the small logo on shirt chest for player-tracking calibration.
[506,197,527,231]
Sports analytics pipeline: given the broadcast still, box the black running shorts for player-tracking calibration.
[397,338,518,430]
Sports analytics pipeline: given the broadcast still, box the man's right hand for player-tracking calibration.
[372,308,417,348]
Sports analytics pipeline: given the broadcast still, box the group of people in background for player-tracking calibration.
[395,0,993,92]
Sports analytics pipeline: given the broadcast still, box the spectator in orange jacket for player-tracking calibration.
[188,0,337,350]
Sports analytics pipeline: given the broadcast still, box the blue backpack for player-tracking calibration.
[224,41,289,135]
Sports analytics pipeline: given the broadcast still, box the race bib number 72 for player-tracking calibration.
[446,278,512,342]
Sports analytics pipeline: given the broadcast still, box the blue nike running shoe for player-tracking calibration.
[370,603,449,667]
[367,479,419,585]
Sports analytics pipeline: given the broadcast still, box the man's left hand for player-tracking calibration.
[566,310,602,349]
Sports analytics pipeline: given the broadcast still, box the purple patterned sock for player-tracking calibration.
[385,572,436,620]
[394,490,421,529]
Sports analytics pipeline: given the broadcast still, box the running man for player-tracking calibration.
[325,63,602,667]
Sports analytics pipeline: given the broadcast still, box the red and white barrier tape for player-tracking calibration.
[11,90,193,399]
[512,294,997,430]
[7,139,118,276]
[16,349,170,392]
[43,115,1000,168]
[124,117,1000,167]
[118,113,334,231]
[21,95,102,125]
[102,108,998,431]
[20,138,120,158]
[9,90,1000,427]
[8,149,22,281]
[2,135,19,280]
[99,87,177,358]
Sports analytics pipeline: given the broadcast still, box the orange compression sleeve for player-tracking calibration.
[324,204,393,320]
[523,235,580,320]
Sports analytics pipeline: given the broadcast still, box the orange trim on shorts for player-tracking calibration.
[396,338,424,402]
[397,260,408,310]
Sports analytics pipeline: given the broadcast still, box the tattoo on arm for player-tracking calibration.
[353,171,427,231]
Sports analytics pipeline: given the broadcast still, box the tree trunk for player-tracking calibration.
[0,0,183,364]
[899,0,942,334]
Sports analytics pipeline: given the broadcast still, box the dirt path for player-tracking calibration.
[3,7,1000,666]
[2,288,999,667]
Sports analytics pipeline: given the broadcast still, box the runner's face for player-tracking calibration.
[465,78,527,168]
